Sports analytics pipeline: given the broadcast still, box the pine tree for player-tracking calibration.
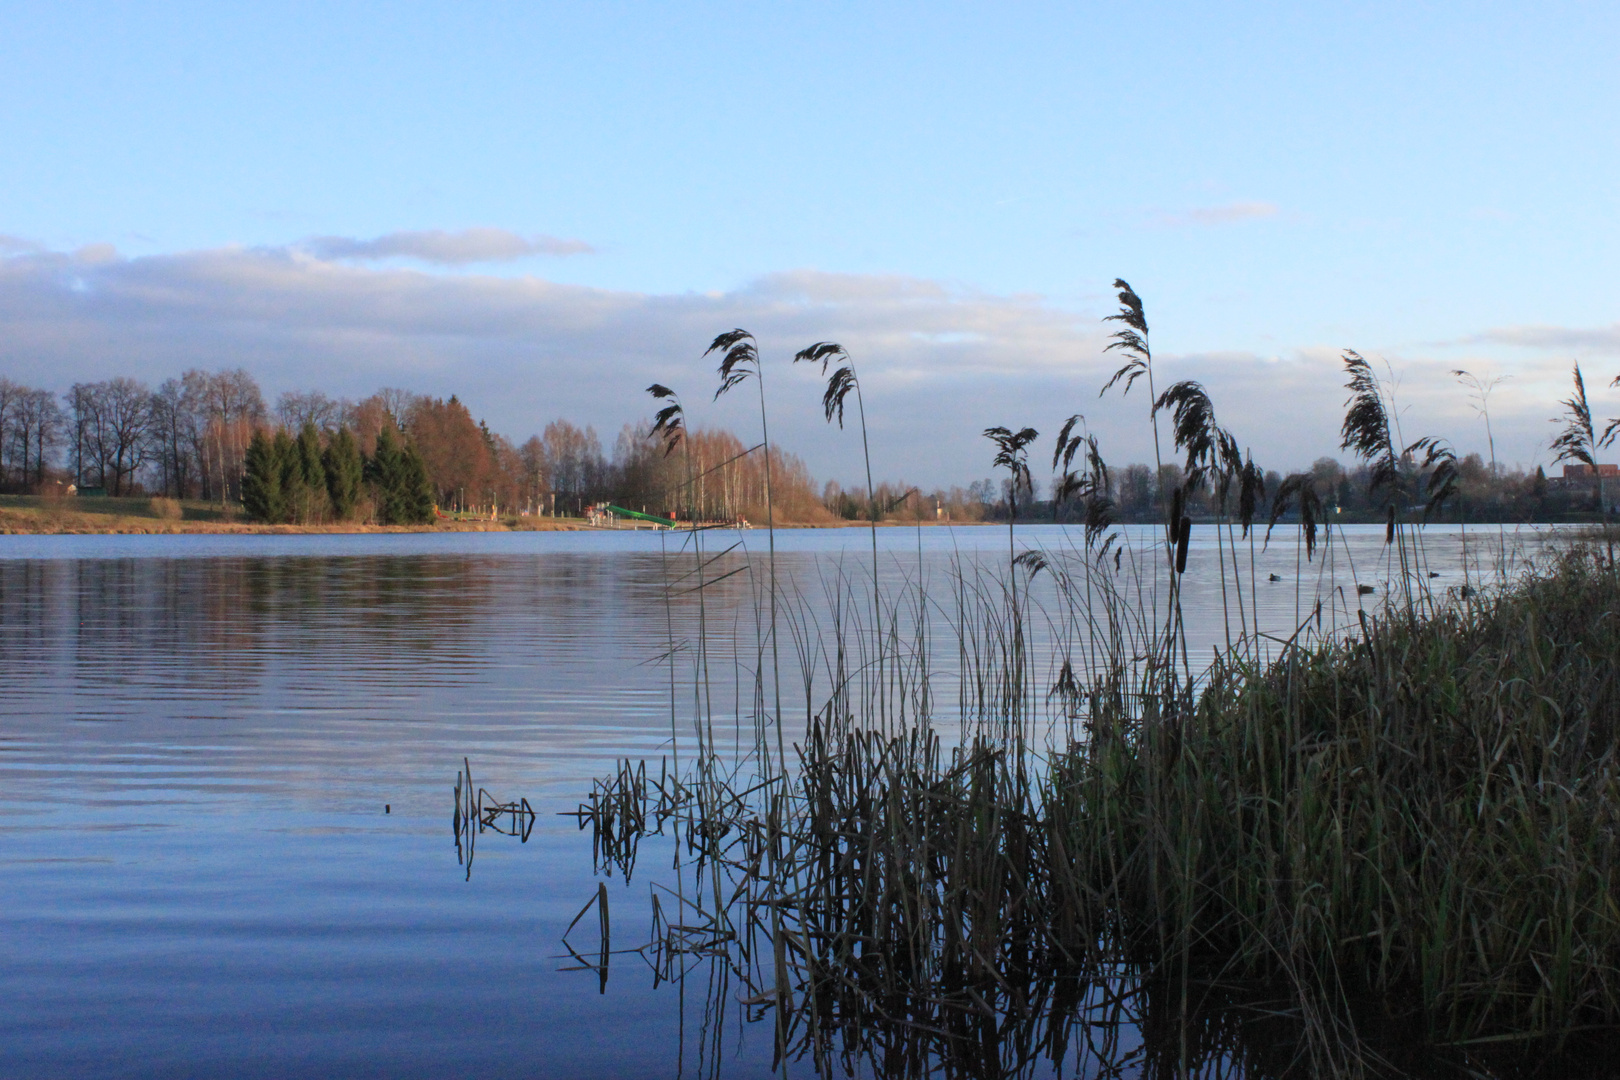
[397,441,435,524]
[294,422,329,523]
[241,430,283,522]
[274,429,305,524]
[323,427,364,521]
[367,425,403,524]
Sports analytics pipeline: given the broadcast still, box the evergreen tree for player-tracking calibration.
[396,441,435,524]
[295,422,329,522]
[367,425,404,524]
[273,429,305,524]
[241,430,283,522]
[323,427,364,521]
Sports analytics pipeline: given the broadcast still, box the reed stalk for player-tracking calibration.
[567,298,1620,1078]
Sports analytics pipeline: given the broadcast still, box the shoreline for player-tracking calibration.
[0,498,984,536]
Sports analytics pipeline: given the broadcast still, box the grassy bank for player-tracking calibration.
[0,494,929,534]
[1066,542,1620,1046]
[0,494,597,534]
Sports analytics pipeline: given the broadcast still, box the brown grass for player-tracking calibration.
[0,495,577,534]
[0,495,871,535]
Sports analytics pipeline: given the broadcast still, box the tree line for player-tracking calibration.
[1,369,275,500]
[0,368,834,524]
[240,424,435,525]
[1051,454,1597,525]
[3,366,1607,526]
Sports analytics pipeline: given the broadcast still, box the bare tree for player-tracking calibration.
[375,387,421,431]
[540,419,605,513]
[276,390,340,432]
[150,377,208,497]
[66,378,155,495]
[518,435,549,513]
[0,379,60,490]
[15,389,65,489]
[0,377,20,488]
[194,368,266,502]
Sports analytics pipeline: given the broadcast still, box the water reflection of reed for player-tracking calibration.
[452,757,534,881]
[573,723,1356,1079]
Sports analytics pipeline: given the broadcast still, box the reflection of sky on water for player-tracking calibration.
[0,525,1558,1077]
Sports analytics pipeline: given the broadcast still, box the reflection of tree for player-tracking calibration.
[238,555,500,688]
[0,554,525,722]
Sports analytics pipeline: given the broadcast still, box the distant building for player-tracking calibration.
[1562,463,1619,479]
[1552,463,1619,503]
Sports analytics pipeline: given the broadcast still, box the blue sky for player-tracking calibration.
[2,2,1617,485]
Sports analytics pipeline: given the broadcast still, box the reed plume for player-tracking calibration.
[645,383,685,459]
[1341,350,1457,560]
[1236,454,1264,537]
[1052,416,1118,562]
[1406,435,1459,516]
[1340,350,1399,542]
[1101,279,1169,515]
[1265,472,1323,560]
[707,329,786,773]
[983,426,1038,541]
[985,424,1039,729]
[1452,368,1507,475]
[1153,380,1222,489]
[1610,372,1620,446]
[1100,279,1182,644]
[1150,378,1264,647]
[1551,362,1611,509]
[1100,278,1152,399]
[793,340,889,730]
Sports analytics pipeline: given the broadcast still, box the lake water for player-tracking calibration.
[0,524,1550,1078]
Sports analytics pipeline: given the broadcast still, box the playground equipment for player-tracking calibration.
[585,503,750,530]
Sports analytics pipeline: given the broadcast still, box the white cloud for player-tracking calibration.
[0,240,1597,483]
[0,244,1131,483]
[1156,200,1280,228]
[1469,323,1620,356]
[302,227,594,264]
[0,234,46,255]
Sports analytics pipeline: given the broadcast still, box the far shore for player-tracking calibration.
[0,495,984,536]
[8,494,1590,537]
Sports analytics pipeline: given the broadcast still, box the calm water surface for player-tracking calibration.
[0,524,1549,1078]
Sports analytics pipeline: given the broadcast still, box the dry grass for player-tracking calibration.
[148,496,183,520]
[0,495,601,534]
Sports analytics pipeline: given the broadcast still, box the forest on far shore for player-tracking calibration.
[0,368,1612,527]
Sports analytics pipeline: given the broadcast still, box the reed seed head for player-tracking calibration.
[1101,279,1152,398]
[707,329,760,400]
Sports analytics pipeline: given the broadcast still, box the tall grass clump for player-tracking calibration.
[1066,543,1620,1044]
[566,297,1620,1077]
[1551,362,1618,565]
[579,544,1620,1075]
[709,329,787,775]
[795,341,893,732]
